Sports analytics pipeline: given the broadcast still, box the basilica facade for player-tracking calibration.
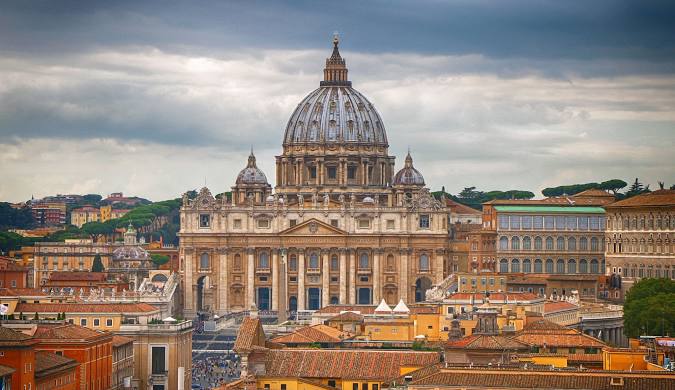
[178,37,451,318]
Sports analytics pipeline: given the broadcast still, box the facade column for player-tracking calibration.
[272,249,279,311]
[298,249,306,311]
[373,250,381,303]
[247,248,255,310]
[184,248,195,316]
[218,247,229,315]
[339,248,347,304]
[322,250,330,307]
[348,249,356,304]
[435,249,445,284]
[400,249,409,303]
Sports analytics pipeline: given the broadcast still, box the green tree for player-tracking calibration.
[91,254,105,272]
[598,179,628,195]
[625,178,651,198]
[150,254,170,267]
[0,202,36,229]
[33,312,39,320]
[623,278,675,338]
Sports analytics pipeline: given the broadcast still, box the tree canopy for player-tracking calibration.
[151,254,170,266]
[541,179,627,197]
[623,278,675,338]
[434,187,534,210]
[0,202,36,230]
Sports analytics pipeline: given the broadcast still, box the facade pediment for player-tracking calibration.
[280,218,347,236]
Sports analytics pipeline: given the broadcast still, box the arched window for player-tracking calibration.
[331,255,339,271]
[579,237,588,250]
[511,259,520,273]
[556,237,565,251]
[200,253,210,269]
[545,259,554,273]
[568,237,576,251]
[259,252,269,269]
[499,236,508,250]
[590,259,599,274]
[234,254,242,270]
[511,237,520,250]
[534,237,543,250]
[568,259,577,274]
[523,237,531,250]
[591,237,599,251]
[359,253,369,269]
[546,237,554,250]
[523,259,532,273]
[289,255,298,271]
[579,259,588,273]
[556,259,565,274]
[534,259,543,273]
[500,259,509,273]
[330,296,339,305]
[419,254,430,271]
[309,253,319,269]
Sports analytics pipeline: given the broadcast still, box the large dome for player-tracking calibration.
[282,35,388,148]
[283,86,388,146]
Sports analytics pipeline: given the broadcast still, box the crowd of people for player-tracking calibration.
[191,352,241,389]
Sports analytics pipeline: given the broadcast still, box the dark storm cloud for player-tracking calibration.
[2,0,675,64]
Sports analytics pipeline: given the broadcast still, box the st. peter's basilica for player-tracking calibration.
[179,36,452,318]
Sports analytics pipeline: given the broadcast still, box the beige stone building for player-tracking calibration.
[604,189,675,300]
[178,36,451,318]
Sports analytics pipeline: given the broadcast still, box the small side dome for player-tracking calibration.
[266,195,275,203]
[393,152,425,186]
[362,196,375,204]
[236,151,269,185]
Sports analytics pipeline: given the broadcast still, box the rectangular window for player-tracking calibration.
[522,216,532,229]
[257,219,270,228]
[544,216,554,230]
[352,384,358,390]
[533,216,543,229]
[309,166,317,179]
[264,385,270,390]
[151,346,166,374]
[327,166,337,179]
[498,215,509,229]
[93,318,100,327]
[328,381,336,388]
[419,214,430,229]
[510,215,521,230]
[362,383,368,390]
[578,216,588,230]
[566,216,577,230]
[372,385,379,390]
[331,219,339,227]
[199,214,211,228]
[11,280,16,288]
[555,216,565,230]
[590,216,600,230]
[386,219,395,230]
[358,219,370,229]
[282,385,287,390]
[106,318,113,327]
[233,219,242,229]
[347,166,357,180]
[80,319,87,326]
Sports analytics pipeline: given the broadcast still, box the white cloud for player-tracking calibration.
[0,47,674,202]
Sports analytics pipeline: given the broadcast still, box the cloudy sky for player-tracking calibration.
[1,0,674,202]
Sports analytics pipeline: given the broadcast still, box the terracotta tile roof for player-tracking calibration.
[0,364,15,377]
[544,301,579,313]
[409,368,675,389]
[574,189,616,199]
[264,349,440,380]
[112,335,134,347]
[48,272,106,281]
[233,317,266,352]
[272,325,352,344]
[522,319,576,334]
[445,292,540,302]
[446,334,530,350]
[0,288,48,297]
[514,333,605,348]
[35,351,78,377]
[16,302,159,314]
[566,353,604,362]
[328,312,364,323]
[485,195,611,206]
[606,189,675,208]
[315,305,436,315]
[0,326,35,346]
[445,198,481,215]
[33,323,109,341]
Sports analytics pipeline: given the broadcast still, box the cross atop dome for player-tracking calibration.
[321,32,351,87]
